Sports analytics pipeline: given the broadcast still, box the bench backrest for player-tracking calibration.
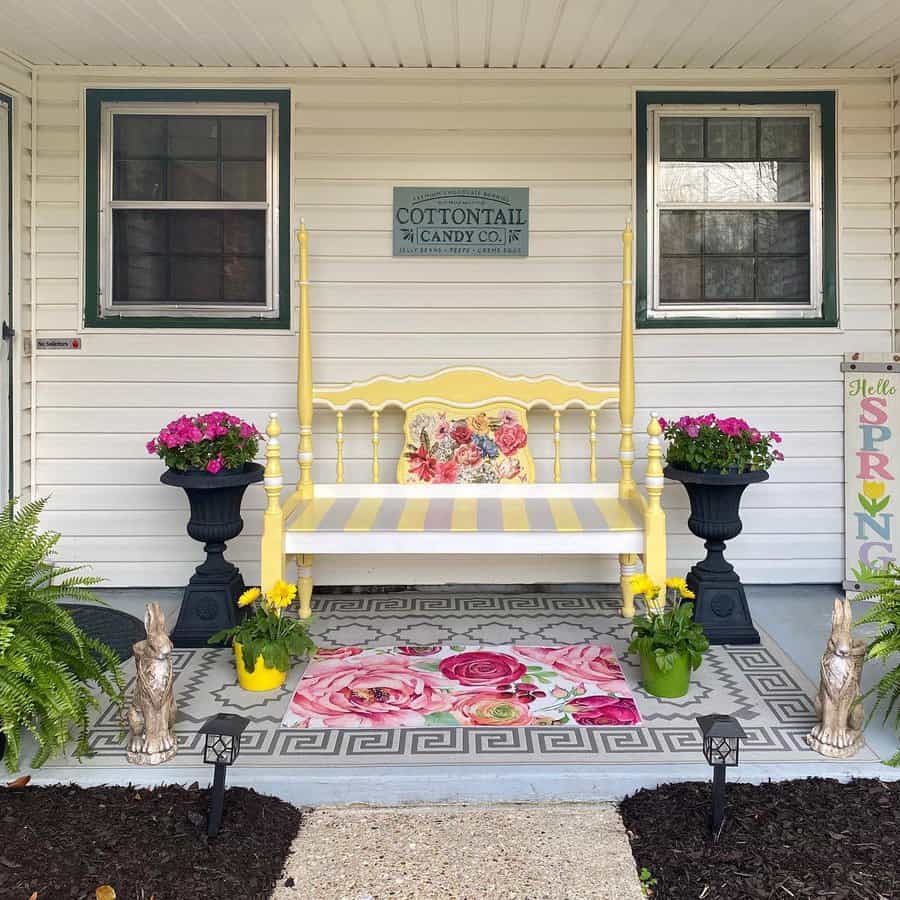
[314,366,618,485]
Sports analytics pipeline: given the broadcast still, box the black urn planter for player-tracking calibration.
[161,463,264,648]
[664,465,766,645]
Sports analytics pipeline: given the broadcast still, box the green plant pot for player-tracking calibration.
[640,650,692,698]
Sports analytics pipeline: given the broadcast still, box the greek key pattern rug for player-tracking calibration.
[47,590,878,768]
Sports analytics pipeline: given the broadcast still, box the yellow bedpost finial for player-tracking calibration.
[260,412,285,593]
[618,221,636,501]
[644,411,667,612]
[297,221,314,500]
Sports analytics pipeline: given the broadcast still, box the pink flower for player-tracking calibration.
[496,457,522,481]
[748,428,761,444]
[697,414,717,427]
[452,691,532,726]
[439,650,526,687]
[314,647,363,660]
[769,431,782,443]
[395,646,442,656]
[513,682,546,703]
[206,456,224,474]
[146,439,157,455]
[497,409,519,427]
[494,424,528,457]
[288,654,453,728]
[774,450,784,461]
[515,645,629,693]
[451,423,473,445]
[564,695,641,726]
[433,460,459,483]
[657,417,668,429]
[188,426,204,443]
[434,415,451,440]
[408,444,438,482]
[454,443,483,467]
[239,422,256,439]
[686,423,699,438]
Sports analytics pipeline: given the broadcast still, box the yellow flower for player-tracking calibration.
[470,413,491,435]
[237,587,261,608]
[267,580,297,610]
[665,577,695,599]
[630,574,660,600]
[863,481,885,501]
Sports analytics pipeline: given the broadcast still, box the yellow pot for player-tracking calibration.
[234,642,288,692]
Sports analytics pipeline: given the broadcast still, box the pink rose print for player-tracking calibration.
[287,654,452,728]
[314,647,363,661]
[451,423,473,445]
[454,443,483,467]
[564,695,640,726]
[497,409,519,427]
[453,691,532,726]
[396,646,442,656]
[439,650,526,687]
[434,414,451,440]
[496,457,521,481]
[494,424,528,457]
[515,645,629,693]
[433,460,459,483]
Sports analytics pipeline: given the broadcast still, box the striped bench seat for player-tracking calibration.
[284,486,644,555]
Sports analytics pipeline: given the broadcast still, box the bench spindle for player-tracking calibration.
[371,410,380,483]
[335,411,345,484]
[589,410,597,483]
[552,410,562,483]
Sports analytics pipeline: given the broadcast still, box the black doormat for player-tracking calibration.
[61,604,146,662]
[0,784,303,899]
[621,778,900,899]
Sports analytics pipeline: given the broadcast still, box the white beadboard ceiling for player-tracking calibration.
[2,0,900,69]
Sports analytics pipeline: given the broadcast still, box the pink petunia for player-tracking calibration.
[145,439,157,455]
[206,456,224,474]
[769,431,782,443]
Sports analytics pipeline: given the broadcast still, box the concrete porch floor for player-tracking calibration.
[23,584,900,805]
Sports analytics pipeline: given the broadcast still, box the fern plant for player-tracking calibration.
[0,497,124,772]
[853,563,900,766]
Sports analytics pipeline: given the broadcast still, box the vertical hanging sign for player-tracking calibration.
[843,353,900,590]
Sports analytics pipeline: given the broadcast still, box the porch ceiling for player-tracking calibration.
[2,0,900,70]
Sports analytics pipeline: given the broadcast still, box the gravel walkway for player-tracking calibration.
[272,803,643,900]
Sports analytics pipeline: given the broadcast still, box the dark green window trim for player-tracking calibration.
[84,88,291,330]
[635,90,838,330]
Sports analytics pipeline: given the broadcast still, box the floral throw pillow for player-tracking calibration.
[397,403,534,484]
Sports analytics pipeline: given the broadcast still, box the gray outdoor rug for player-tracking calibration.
[44,589,878,768]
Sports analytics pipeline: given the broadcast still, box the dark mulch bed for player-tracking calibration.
[621,778,899,900]
[0,783,303,899]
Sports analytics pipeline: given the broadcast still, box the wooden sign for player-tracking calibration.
[843,353,900,589]
[393,187,529,257]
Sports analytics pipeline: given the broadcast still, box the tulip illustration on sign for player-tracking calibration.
[859,481,889,515]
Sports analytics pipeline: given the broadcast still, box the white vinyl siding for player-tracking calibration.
[0,54,32,502]
[22,68,896,587]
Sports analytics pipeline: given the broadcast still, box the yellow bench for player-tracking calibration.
[260,223,666,619]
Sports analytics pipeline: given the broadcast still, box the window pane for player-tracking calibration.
[758,257,809,300]
[660,258,701,301]
[168,160,218,201]
[706,117,756,160]
[114,255,168,303]
[657,160,809,203]
[659,210,702,254]
[776,162,810,202]
[167,116,218,159]
[169,210,222,255]
[114,210,167,254]
[222,117,267,160]
[114,160,164,200]
[224,257,266,303]
[704,257,754,300]
[222,161,266,202]
[170,256,222,302]
[704,211,754,254]
[224,210,266,254]
[659,117,704,161]
[114,116,166,159]
[757,210,809,255]
[760,117,809,160]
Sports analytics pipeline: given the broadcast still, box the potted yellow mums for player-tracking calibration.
[628,576,710,698]
[209,580,316,691]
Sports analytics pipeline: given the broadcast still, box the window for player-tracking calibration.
[636,92,837,328]
[85,90,291,328]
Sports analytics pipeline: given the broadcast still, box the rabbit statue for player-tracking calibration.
[805,597,866,758]
[126,602,177,765]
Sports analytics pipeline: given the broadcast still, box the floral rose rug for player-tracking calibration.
[281,644,641,729]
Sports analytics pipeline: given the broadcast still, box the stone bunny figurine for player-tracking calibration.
[127,602,177,765]
[805,597,866,758]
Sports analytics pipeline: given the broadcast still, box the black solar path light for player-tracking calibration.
[697,713,747,839]
[199,713,250,837]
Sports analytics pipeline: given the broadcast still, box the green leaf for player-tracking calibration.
[413,660,441,672]
[423,712,458,726]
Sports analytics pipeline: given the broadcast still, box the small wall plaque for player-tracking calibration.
[36,337,81,350]
[393,187,529,257]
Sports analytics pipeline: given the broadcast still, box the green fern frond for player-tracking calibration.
[0,497,124,772]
